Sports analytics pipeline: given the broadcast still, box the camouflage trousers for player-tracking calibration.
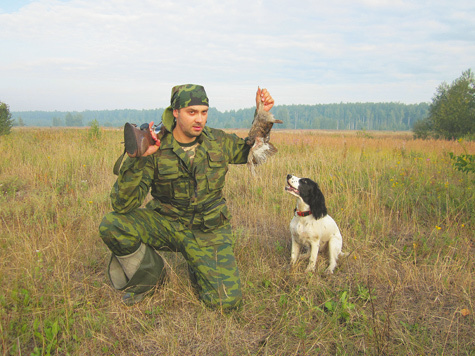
[99,208,242,310]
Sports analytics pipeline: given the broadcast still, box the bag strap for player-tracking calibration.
[113,148,126,176]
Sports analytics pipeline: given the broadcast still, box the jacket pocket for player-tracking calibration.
[201,202,231,232]
[154,165,178,197]
[155,165,191,200]
[206,151,228,191]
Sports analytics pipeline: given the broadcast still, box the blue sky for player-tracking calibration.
[0,0,474,112]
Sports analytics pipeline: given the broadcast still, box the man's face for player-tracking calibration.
[173,105,208,143]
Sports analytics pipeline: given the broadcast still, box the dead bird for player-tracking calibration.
[246,99,283,172]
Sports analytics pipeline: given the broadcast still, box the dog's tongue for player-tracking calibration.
[285,186,298,193]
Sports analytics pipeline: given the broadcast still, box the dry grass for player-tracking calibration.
[0,127,474,355]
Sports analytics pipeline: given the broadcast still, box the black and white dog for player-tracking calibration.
[285,174,345,273]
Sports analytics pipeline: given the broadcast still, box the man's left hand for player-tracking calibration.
[256,87,274,112]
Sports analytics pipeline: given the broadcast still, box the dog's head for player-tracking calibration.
[285,174,318,198]
[285,174,327,218]
[285,174,302,197]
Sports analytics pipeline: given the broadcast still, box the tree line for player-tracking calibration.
[12,102,429,131]
[5,69,473,138]
[413,69,474,140]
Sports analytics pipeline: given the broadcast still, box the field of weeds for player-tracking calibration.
[0,127,473,355]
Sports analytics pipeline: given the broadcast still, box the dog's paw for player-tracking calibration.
[304,266,316,274]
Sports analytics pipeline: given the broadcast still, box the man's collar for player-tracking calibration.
[159,126,215,150]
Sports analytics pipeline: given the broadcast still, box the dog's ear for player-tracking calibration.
[298,179,314,200]
[304,180,327,219]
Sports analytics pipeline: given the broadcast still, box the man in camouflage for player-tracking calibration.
[99,84,275,310]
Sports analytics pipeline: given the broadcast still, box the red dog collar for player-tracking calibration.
[294,209,312,217]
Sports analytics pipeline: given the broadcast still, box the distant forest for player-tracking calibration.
[12,102,429,131]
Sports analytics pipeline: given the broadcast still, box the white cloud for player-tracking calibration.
[0,0,474,111]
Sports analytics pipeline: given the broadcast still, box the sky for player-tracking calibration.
[0,0,474,112]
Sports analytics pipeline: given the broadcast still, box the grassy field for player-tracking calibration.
[0,127,473,355]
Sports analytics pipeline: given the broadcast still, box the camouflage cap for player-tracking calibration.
[161,84,209,132]
[171,84,209,109]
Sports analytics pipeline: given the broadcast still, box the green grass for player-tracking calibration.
[0,127,473,355]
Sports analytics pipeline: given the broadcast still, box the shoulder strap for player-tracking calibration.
[113,148,126,176]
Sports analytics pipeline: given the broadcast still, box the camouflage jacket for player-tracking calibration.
[111,126,250,242]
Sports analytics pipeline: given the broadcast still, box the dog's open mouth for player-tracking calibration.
[285,185,299,194]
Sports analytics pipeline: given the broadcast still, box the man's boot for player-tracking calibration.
[107,243,166,306]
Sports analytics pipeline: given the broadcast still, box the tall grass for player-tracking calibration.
[1,127,473,355]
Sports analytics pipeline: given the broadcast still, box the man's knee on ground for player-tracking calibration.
[99,213,111,235]
[99,212,140,256]
[99,212,119,245]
